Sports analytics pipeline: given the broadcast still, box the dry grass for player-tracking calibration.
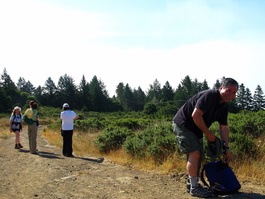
[41,128,63,148]
[72,131,102,157]
[0,118,11,140]
[231,136,265,184]
[40,128,265,184]
[40,128,187,174]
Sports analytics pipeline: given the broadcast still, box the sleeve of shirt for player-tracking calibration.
[9,115,14,122]
[73,112,77,118]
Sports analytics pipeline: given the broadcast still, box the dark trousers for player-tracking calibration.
[61,130,73,156]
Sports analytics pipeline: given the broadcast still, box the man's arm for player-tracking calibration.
[192,108,216,142]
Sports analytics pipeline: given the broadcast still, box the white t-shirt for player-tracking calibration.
[60,110,77,130]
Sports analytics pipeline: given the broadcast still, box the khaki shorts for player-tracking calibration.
[172,122,203,154]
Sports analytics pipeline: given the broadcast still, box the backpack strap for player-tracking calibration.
[200,164,210,188]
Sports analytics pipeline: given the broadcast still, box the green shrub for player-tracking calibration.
[94,126,134,153]
[75,118,104,131]
[229,111,265,138]
[156,104,177,118]
[124,122,177,164]
[47,119,61,130]
[143,103,157,115]
[112,118,151,130]
[229,133,257,159]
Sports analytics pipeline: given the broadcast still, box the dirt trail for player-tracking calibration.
[0,126,264,199]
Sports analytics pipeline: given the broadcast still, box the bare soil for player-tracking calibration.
[0,126,264,199]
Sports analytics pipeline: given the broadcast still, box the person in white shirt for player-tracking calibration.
[60,103,78,157]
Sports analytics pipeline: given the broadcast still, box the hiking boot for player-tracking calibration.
[190,184,212,198]
[18,143,23,148]
[15,144,19,149]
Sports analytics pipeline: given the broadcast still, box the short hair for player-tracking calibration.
[63,107,70,111]
[221,78,238,89]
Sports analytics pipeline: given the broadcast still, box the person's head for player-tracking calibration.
[219,78,238,103]
[29,100,35,107]
[12,106,21,115]
[63,103,70,111]
[32,102,38,109]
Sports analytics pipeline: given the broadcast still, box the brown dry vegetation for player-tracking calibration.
[41,128,265,184]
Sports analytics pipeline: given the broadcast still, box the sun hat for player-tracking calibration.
[207,137,223,159]
[63,103,69,108]
[13,106,21,111]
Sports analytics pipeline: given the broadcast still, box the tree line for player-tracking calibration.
[0,68,264,114]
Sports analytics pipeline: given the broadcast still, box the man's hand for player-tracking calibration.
[224,149,232,162]
[205,131,216,142]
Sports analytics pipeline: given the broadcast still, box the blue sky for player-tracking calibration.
[0,0,265,96]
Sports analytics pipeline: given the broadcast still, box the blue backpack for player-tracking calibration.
[201,160,241,195]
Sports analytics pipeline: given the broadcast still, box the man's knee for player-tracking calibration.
[189,150,201,159]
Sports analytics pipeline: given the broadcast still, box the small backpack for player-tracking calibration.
[201,160,241,195]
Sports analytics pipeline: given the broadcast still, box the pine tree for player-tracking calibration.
[236,83,247,110]
[161,81,174,102]
[133,87,146,111]
[245,88,254,111]
[253,85,265,111]
[146,79,161,103]
[1,68,20,110]
[78,75,91,111]
[58,74,78,108]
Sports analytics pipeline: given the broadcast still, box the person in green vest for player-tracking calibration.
[24,101,39,154]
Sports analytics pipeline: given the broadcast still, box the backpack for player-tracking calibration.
[201,160,241,195]
[22,114,34,125]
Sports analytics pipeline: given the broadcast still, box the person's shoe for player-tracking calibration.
[186,177,191,193]
[190,184,212,198]
[15,144,19,149]
[67,154,75,157]
[18,143,23,148]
